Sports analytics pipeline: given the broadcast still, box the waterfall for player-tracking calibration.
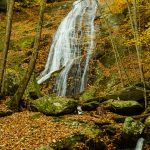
[37,0,97,96]
[134,138,144,150]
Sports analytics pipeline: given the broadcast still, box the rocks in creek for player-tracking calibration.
[102,99,144,115]
[31,96,78,115]
[105,83,150,102]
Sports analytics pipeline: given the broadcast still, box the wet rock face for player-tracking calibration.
[32,96,78,115]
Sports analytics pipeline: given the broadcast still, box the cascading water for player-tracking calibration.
[37,0,97,96]
[134,138,144,150]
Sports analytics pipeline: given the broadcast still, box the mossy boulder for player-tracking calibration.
[81,97,106,111]
[3,69,20,96]
[106,84,150,102]
[122,117,145,147]
[103,99,143,115]
[32,96,78,115]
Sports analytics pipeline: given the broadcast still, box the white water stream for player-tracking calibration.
[134,138,144,150]
[37,0,97,96]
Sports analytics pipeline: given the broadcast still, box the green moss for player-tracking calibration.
[123,117,145,136]
[0,40,4,51]
[4,69,20,96]
[29,112,43,120]
[79,86,97,103]
[62,120,103,139]
[32,96,78,115]
[38,120,105,150]
[23,73,42,100]
[17,36,34,49]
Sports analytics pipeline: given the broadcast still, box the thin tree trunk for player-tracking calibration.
[0,0,15,95]
[126,0,147,108]
[8,0,47,111]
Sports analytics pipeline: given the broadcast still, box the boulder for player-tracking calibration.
[103,99,143,115]
[121,117,145,148]
[81,97,106,111]
[32,96,78,115]
[3,69,20,96]
[123,117,145,137]
[106,84,150,102]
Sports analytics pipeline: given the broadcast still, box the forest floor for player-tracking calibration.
[0,102,150,150]
[0,0,150,150]
[0,100,122,150]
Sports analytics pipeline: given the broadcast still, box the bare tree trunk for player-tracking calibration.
[8,0,47,111]
[0,0,15,95]
[126,0,147,108]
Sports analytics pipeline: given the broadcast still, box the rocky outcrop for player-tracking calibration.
[32,96,78,115]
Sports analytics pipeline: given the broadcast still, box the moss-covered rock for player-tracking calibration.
[103,99,143,115]
[122,117,145,148]
[79,86,97,103]
[106,84,150,102]
[81,97,106,111]
[3,69,20,96]
[123,117,145,137]
[32,96,78,115]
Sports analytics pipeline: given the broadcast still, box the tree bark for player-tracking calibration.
[8,0,47,111]
[125,0,147,108]
[0,0,15,96]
